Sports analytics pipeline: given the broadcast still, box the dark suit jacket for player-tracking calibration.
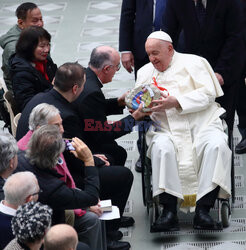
[119,0,154,71]
[0,176,4,201]
[16,88,83,141]
[73,67,136,153]
[162,0,246,129]
[0,212,14,249]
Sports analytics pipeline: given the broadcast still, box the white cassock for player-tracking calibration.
[136,52,231,212]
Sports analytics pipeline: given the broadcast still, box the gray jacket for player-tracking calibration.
[0,25,21,90]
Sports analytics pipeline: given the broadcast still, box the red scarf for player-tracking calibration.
[34,60,49,81]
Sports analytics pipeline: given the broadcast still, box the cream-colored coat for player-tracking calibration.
[136,52,231,211]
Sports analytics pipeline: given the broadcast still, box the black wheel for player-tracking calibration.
[149,205,153,229]
[221,201,231,228]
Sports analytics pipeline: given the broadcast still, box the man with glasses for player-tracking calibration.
[73,45,148,167]
[0,171,40,249]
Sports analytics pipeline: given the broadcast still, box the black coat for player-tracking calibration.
[119,0,154,71]
[16,88,83,140]
[73,67,136,153]
[16,151,99,224]
[0,176,5,201]
[10,54,57,111]
[162,0,246,129]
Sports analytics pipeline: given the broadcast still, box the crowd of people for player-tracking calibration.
[0,1,246,249]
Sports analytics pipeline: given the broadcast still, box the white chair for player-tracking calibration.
[13,113,21,133]
[3,91,17,137]
[0,77,8,93]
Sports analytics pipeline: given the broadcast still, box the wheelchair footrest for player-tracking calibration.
[150,223,180,233]
[193,221,223,230]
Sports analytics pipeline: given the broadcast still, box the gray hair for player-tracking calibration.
[26,125,65,170]
[28,103,60,130]
[0,131,18,174]
[3,171,39,206]
[89,46,113,70]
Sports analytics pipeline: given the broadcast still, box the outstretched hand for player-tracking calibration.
[131,103,152,120]
[118,90,130,107]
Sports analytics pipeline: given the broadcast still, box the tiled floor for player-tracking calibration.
[1,1,246,249]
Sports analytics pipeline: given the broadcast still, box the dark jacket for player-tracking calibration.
[0,176,4,201]
[16,151,99,224]
[73,67,136,153]
[16,88,82,141]
[119,0,154,68]
[0,25,21,90]
[162,0,246,129]
[9,54,57,111]
[0,212,14,249]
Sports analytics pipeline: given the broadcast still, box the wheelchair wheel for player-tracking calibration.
[149,201,159,231]
[221,201,231,228]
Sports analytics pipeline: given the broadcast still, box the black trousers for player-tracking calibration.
[98,165,134,231]
[159,187,220,213]
[236,76,246,135]
[94,142,127,166]
[70,162,133,232]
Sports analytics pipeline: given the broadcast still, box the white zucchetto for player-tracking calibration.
[147,31,172,43]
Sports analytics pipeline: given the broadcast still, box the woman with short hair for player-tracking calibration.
[10,26,57,111]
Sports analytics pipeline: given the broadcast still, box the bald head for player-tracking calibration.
[44,224,78,250]
[145,37,174,72]
[3,171,39,206]
[89,46,119,69]
[89,45,120,83]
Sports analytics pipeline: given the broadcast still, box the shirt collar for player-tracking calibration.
[0,200,17,216]
[97,76,103,88]
[194,0,207,8]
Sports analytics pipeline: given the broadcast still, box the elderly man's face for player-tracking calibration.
[48,114,64,135]
[12,155,18,171]
[104,51,120,83]
[145,38,173,72]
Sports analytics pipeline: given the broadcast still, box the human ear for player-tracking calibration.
[17,19,25,29]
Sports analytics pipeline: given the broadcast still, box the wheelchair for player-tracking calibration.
[139,115,235,232]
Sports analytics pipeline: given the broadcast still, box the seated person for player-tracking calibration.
[18,103,131,250]
[0,171,40,249]
[9,26,57,111]
[0,2,44,125]
[4,201,52,250]
[0,2,43,91]
[16,124,106,250]
[73,46,148,166]
[136,31,231,231]
[0,131,18,201]
[44,224,80,250]
[15,62,134,250]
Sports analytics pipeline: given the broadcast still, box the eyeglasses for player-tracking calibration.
[109,63,121,71]
[31,189,43,196]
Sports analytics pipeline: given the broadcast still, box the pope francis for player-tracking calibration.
[136,31,231,232]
